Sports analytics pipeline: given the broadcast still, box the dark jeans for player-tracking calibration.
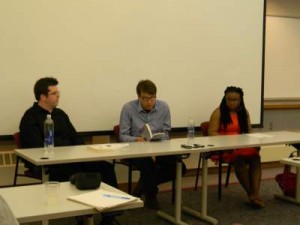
[130,155,186,195]
[80,161,118,188]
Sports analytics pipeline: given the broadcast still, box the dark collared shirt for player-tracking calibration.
[20,102,83,148]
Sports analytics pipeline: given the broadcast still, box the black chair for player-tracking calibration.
[291,143,300,156]
[194,122,232,201]
[13,132,41,186]
[112,125,177,203]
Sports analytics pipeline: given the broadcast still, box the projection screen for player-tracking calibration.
[0,0,265,136]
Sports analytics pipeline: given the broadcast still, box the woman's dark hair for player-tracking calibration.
[219,86,249,133]
[136,79,157,96]
[34,77,58,101]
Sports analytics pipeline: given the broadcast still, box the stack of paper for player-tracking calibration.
[246,133,273,138]
[67,189,138,211]
[87,143,129,151]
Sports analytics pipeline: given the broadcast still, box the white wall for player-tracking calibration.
[0,0,265,136]
[265,0,300,99]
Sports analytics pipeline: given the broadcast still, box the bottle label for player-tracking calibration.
[48,130,53,145]
[45,130,54,146]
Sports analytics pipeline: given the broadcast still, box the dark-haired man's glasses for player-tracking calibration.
[141,95,156,102]
[48,91,60,96]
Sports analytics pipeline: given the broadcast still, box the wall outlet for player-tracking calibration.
[269,122,273,131]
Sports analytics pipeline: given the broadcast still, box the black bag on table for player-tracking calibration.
[70,172,101,190]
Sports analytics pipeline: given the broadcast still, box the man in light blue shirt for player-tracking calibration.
[119,79,186,210]
[119,96,171,142]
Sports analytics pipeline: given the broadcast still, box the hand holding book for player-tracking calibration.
[141,123,165,141]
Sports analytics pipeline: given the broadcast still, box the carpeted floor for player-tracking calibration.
[23,179,299,225]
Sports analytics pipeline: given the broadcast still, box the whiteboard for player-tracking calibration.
[0,0,265,136]
[265,16,300,99]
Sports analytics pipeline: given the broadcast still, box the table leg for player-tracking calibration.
[157,161,188,225]
[296,149,300,201]
[84,215,94,225]
[42,166,49,183]
[182,153,218,225]
[295,167,300,201]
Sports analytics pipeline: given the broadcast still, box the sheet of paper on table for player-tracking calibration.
[67,189,138,211]
[87,143,129,151]
[246,133,274,138]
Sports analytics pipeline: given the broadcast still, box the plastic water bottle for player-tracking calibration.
[44,114,54,156]
[187,117,195,146]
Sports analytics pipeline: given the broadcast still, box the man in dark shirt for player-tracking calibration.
[19,77,118,225]
[20,102,83,148]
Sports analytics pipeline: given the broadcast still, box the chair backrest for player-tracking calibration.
[13,132,22,148]
[200,121,209,137]
[113,125,120,142]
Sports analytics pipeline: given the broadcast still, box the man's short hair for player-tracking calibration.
[136,79,157,96]
[34,77,58,101]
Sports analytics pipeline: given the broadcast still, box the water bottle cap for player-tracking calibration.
[47,114,51,119]
[188,117,195,125]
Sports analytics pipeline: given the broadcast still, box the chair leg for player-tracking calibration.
[218,152,223,201]
[225,163,232,187]
[112,159,116,168]
[128,163,133,193]
[171,179,175,204]
[13,157,20,186]
[194,153,202,191]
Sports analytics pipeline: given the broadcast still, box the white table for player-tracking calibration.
[14,131,300,225]
[0,182,143,225]
[14,141,196,225]
[274,157,300,205]
[179,131,300,225]
[14,141,197,183]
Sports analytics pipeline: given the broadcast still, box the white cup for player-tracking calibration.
[45,181,60,204]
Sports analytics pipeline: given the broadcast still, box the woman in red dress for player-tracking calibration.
[208,86,264,208]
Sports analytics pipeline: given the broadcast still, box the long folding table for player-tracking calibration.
[14,131,300,225]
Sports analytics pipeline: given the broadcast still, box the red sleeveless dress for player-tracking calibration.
[216,112,259,163]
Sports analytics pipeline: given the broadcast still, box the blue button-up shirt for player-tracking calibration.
[119,99,171,142]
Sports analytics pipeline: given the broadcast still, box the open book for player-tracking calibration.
[67,189,138,211]
[141,123,165,141]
